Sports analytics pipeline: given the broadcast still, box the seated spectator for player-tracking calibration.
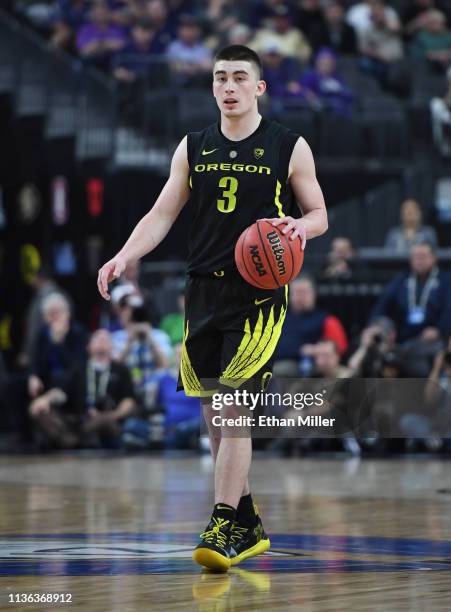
[424,342,451,405]
[370,242,451,375]
[156,343,201,449]
[299,48,355,116]
[297,0,325,43]
[225,23,253,48]
[403,0,451,40]
[313,339,351,379]
[250,3,311,62]
[274,275,349,377]
[358,2,404,84]
[51,0,91,50]
[111,294,171,411]
[165,14,212,85]
[76,0,127,70]
[431,65,451,156]
[346,0,401,39]
[348,316,398,376]
[28,292,87,400]
[121,259,160,325]
[29,329,136,449]
[160,289,184,346]
[204,0,243,50]
[143,0,173,45]
[310,1,357,55]
[248,0,293,29]
[322,236,356,279]
[261,44,303,99]
[410,10,451,70]
[113,19,168,83]
[384,198,438,253]
[18,265,67,368]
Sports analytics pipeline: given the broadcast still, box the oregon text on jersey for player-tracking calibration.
[194,163,271,174]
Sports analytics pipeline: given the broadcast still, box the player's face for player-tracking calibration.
[213,60,266,117]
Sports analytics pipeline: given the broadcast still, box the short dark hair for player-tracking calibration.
[214,45,263,79]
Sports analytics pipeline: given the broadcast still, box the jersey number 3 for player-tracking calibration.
[217,176,238,213]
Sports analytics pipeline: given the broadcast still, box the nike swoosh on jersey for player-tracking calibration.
[255,298,271,305]
[202,148,218,155]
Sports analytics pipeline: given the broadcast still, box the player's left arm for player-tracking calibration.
[270,137,328,249]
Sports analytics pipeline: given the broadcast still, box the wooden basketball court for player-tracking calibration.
[1,454,451,610]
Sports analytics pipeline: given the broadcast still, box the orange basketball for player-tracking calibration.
[235,219,304,289]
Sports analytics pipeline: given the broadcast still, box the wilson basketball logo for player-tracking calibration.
[267,231,286,276]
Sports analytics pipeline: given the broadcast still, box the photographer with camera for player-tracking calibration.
[111,294,171,412]
[348,317,398,377]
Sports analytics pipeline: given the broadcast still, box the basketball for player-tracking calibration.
[235,219,304,289]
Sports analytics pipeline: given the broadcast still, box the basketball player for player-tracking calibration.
[98,45,328,571]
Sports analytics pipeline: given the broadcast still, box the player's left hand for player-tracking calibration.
[267,216,307,250]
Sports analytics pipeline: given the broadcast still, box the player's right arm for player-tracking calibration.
[97,137,190,300]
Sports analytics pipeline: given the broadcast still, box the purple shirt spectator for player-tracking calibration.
[77,23,127,54]
[76,1,126,66]
[300,48,354,116]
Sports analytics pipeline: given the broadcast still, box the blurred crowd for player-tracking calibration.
[1,195,451,457]
[10,0,451,120]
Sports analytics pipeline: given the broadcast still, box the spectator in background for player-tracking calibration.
[346,0,401,40]
[248,0,291,29]
[204,0,244,49]
[358,1,404,84]
[166,14,212,85]
[144,0,173,43]
[261,43,303,99]
[76,0,127,69]
[226,23,253,47]
[120,260,160,325]
[410,10,451,70]
[348,316,398,376]
[18,265,66,368]
[297,0,325,44]
[156,342,201,449]
[313,339,351,379]
[111,295,171,411]
[322,236,356,279]
[250,3,311,63]
[29,329,136,449]
[431,65,451,156]
[51,0,90,49]
[299,47,354,116]
[160,289,184,346]
[113,21,161,83]
[384,198,438,253]
[274,275,348,377]
[370,242,451,376]
[310,1,357,55]
[403,0,451,40]
[28,292,86,400]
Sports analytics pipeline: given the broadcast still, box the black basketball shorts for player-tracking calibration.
[177,274,288,398]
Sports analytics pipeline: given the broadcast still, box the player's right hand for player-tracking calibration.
[97,255,126,300]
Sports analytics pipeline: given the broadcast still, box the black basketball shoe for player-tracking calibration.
[192,516,232,571]
[228,505,270,565]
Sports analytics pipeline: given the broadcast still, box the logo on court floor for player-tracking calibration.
[254,148,264,160]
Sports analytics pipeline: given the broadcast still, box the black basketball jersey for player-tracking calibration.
[186,118,300,276]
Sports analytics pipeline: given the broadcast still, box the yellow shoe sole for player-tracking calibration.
[230,538,270,566]
[192,547,231,572]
